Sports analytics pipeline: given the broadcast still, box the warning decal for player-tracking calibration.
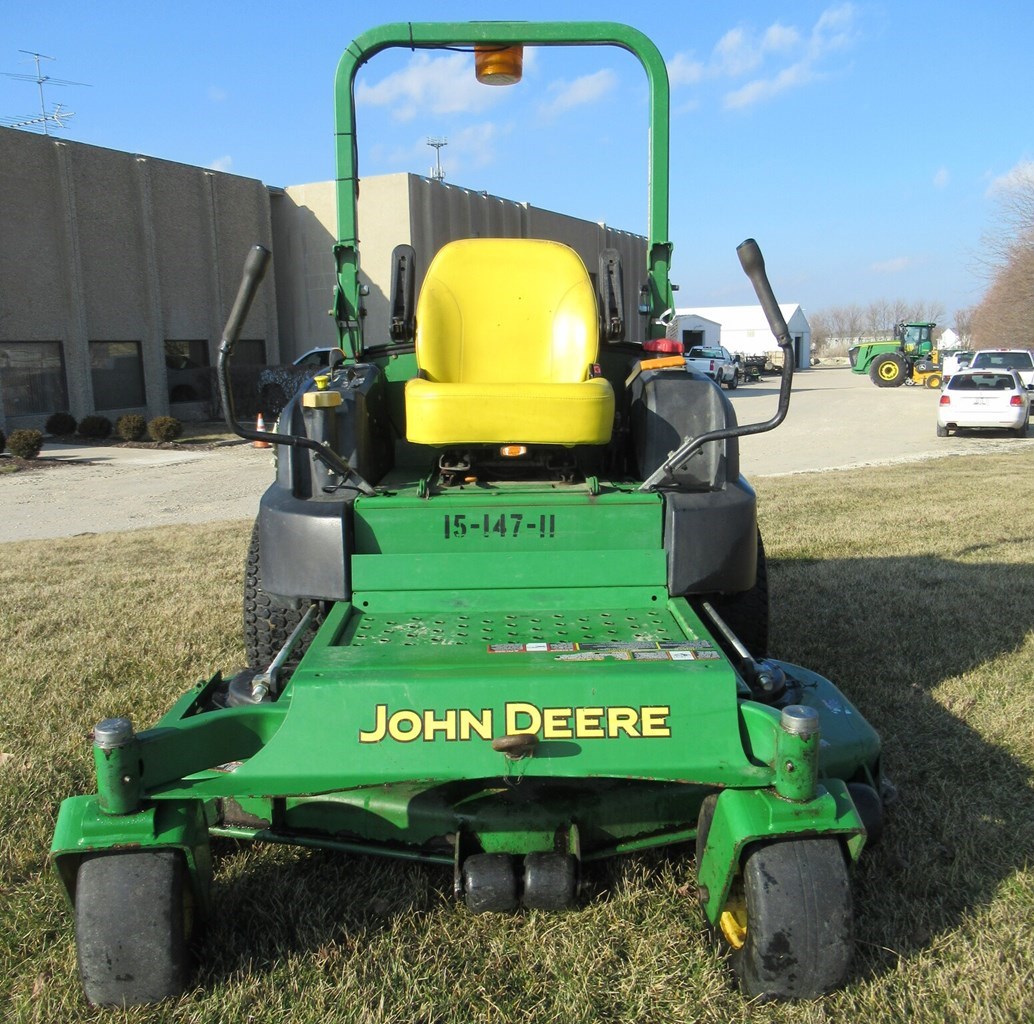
[486,639,716,660]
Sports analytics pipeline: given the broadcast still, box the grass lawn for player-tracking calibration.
[1,454,1031,1023]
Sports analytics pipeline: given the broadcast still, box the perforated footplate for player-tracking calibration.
[342,607,681,649]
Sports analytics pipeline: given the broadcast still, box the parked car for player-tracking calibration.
[685,346,737,389]
[936,368,1031,437]
[967,349,1034,388]
[257,347,344,417]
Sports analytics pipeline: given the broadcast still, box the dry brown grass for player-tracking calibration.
[1,454,1032,1022]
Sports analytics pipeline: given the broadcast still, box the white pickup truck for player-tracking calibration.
[685,346,738,389]
[967,349,1034,388]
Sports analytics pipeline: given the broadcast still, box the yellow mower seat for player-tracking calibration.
[405,238,614,445]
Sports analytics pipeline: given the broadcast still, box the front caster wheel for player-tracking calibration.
[721,838,853,1000]
[75,850,194,1006]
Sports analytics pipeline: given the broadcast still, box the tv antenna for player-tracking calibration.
[427,136,447,182]
[1,51,91,135]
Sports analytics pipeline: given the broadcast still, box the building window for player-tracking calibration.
[89,341,145,410]
[165,340,210,404]
[234,339,267,365]
[0,341,68,417]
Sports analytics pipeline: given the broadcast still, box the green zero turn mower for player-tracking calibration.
[52,22,887,1006]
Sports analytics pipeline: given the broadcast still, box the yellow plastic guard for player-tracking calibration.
[405,239,614,445]
[624,355,686,388]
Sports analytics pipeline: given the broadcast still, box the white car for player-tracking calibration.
[936,368,1031,437]
[967,349,1034,388]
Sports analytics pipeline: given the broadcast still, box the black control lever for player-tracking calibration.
[217,245,375,494]
[640,238,796,491]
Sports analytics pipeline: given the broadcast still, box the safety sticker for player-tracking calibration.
[487,639,716,659]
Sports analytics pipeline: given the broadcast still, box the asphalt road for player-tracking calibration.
[1,366,1031,542]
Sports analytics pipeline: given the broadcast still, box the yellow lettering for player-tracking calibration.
[459,708,493,740]
[359,703,388,743]
[423,709,457,741]
[607,706,641,738]
[640,705,671,737]
[575,706,605,738]
[542,707,573,739]
[505,702,541,735]
[387,709,422,742]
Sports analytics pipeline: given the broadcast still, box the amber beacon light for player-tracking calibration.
[474,44,524,85]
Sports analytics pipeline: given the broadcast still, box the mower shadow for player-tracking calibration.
[767,553,1034,985]
[198,838,454,990]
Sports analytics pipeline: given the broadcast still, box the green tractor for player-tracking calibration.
[850,321,942,388]
[52,22,887,1006]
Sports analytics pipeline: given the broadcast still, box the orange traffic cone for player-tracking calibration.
[253,413,271,448]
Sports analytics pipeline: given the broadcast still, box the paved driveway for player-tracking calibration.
[1,367,1030,542]
[728,365,1032,477]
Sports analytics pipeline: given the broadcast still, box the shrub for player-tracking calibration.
[77,415,113,439]
[7,428,44,460]
[148,416,183,443]
[0,427,5,453]
[115,414,148,442]
[45,412,77,436]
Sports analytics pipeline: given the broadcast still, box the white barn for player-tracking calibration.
[669,304,812,368]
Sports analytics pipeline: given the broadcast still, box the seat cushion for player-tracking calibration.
[405,376,614,445]
[405,238,614,445]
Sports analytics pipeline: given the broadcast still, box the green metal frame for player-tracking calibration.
[332,21,674,357]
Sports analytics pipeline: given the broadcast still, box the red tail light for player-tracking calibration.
[939,395,950,405]
[1010,395,1024,407]
[709,360,715,371]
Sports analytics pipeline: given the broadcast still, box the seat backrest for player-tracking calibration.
[415,238,599,384]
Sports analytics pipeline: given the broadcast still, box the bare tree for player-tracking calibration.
[864,299,894,339]
[953,306,974,347]
[973,166,1034,347]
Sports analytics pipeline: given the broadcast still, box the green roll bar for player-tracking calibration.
[332,21,674,357]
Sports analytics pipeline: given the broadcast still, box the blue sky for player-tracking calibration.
[3,1,1032,324]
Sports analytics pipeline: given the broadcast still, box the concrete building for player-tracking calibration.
[0,128,278,431]
[0,129,646,433]
[669,304,812,368]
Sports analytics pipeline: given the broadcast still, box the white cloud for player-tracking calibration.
[667,3,857,112]
[209,155,232,172]
[538,69,617,118]
[986,159,1034,195]
[207,86,228,103]
[871,256,910,274]
[725,62,816,109]
[933,167,950,189]
[763,23,801,53]
[356,52,502,122]
[667,52,706,87]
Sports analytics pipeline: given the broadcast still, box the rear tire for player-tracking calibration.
[870,353,907,387]
[703,531,769,658]
[243,519,322,668]
[75,850,193,1006]
[936,423,948,437]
